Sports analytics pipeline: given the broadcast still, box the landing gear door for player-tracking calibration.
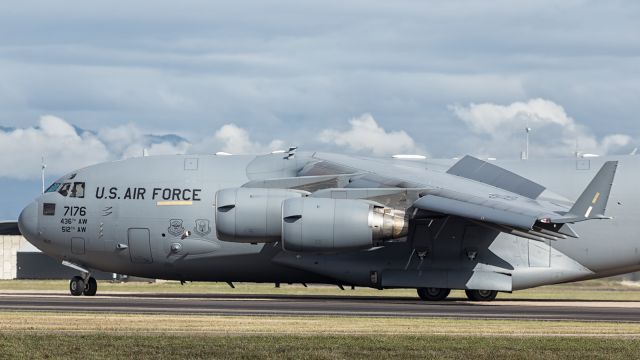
[128,228,153,264]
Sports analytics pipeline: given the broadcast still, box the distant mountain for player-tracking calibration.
[1,123,190,146]
[72,125,96,136]
[146,134,190,145]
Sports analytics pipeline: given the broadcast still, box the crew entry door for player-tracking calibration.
[128,228,153,264]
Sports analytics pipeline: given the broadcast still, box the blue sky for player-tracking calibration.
[1,0,640,218]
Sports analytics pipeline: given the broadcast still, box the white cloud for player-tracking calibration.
[450,99,633,158]
[0,115,111,179]
[0,116,193,180]
[192,123,284,154]
[319,114,426,156]
[0,117,289,179]
[97,123,190,159]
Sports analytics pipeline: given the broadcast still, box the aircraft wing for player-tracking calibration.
[0,221,20,235]
[251,152,617,242]
[411,157,618,241]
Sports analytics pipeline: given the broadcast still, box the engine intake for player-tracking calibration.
[281,197,407,252]
[215,188,305,243]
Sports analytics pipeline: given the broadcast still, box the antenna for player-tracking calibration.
[41,156,46,194]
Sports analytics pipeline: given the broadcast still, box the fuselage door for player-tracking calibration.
[128,228,153,264]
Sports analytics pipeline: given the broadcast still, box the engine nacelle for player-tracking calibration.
[215,188,305,243]
[281,197,407,252]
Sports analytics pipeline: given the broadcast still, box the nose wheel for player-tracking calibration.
[69,276,84,296]
[83,277,97,296]
[69,275,97,296]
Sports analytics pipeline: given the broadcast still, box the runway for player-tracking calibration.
[2,292,640,321]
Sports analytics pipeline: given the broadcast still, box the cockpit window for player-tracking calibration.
[69,182,85,198]
[58,183,71,197]
[55,182,85,198]
[45,183,61,193]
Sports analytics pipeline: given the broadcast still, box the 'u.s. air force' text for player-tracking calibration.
[95,187,202,201]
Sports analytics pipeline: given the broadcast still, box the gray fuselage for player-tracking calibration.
[17,152,640,291]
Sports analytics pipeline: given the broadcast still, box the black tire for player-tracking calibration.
[83,277,97,296]
[69,276,85,296]
[417,287,451,301]
[465,289,498,301]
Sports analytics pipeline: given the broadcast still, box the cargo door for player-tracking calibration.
[128,228,152,264]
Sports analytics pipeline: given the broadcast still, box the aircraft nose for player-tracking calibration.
[18,201,39,241]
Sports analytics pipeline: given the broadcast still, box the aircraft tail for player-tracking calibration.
[553,161,618,223]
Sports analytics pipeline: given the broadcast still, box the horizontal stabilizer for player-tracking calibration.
[552,161,618,223]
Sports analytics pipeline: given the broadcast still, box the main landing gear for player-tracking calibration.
[416,288,499,301]
[417,287,451,301]
[69,275,97,296]
[464,289,498,301]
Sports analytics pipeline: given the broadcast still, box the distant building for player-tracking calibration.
[0,235,22,279]
[0,235,115,280]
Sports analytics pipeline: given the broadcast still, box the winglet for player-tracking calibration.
[556,161,618,222]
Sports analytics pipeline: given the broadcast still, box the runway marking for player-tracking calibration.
[477,300,640,308]
[3,292,640,322]
[0,294,273,302]
[0,305,603,319]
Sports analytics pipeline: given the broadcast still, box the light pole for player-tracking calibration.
[41,156,46,193]
[524,127,532,160]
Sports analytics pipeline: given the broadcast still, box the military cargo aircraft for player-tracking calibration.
[9,149,636,300]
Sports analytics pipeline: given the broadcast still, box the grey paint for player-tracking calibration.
[215,188,304,243]
[281,197,376,252]
[16,252,113,280]
[446,155,546,199]
[14,151,640,294]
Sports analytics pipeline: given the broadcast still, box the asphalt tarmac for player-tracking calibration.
[1,292,640,321]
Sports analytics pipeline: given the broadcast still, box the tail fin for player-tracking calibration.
[553,161,618,223]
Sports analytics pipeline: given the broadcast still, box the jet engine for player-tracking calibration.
[281,197,407,252]
[215,188,306,243]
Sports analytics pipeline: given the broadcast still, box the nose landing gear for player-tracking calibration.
[69,276,84,296]
[69,275,97,296]
[83,277,97,296]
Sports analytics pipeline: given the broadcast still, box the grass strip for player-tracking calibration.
[1,333,639,360]
[1,312,640,337]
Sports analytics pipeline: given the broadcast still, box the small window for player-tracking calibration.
[45,183,61,193]
[70,182,85,198]
[58,183,71,197]
[43,203,56,216]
